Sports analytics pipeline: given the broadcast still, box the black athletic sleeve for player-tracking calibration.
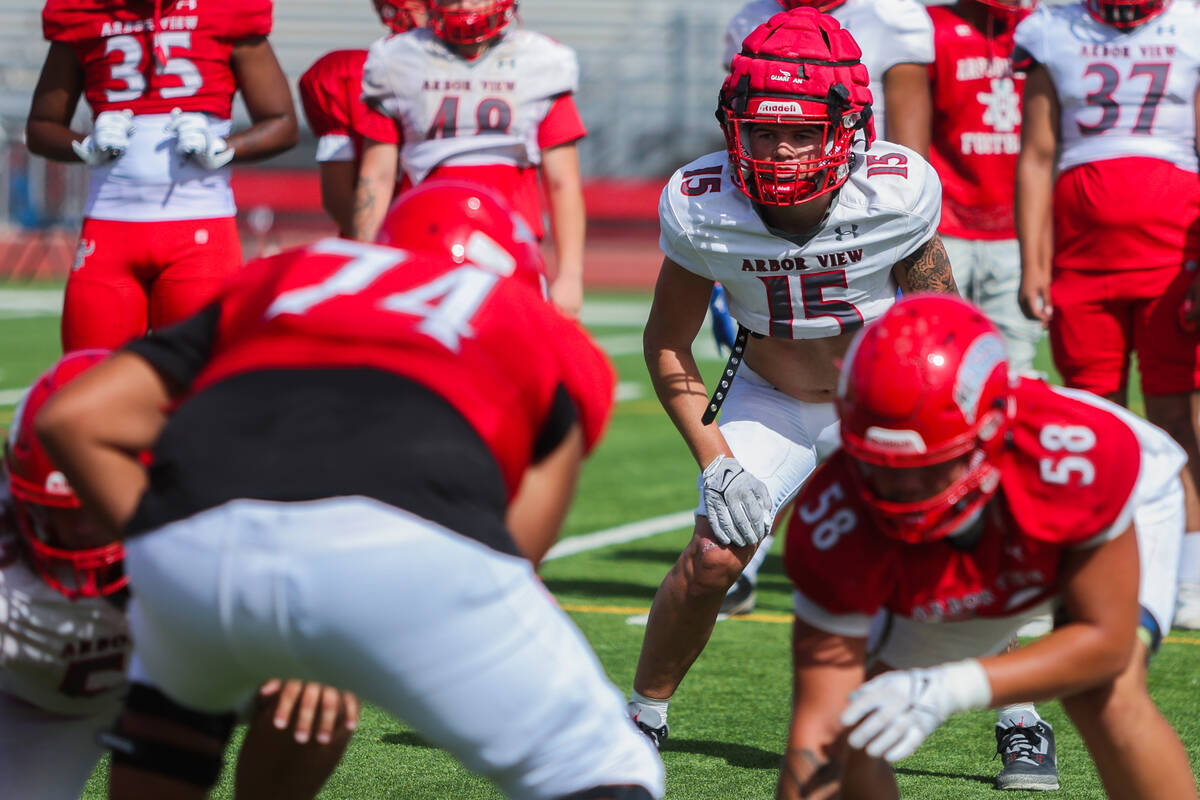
[122,303,221,392]
[531,383,579,463]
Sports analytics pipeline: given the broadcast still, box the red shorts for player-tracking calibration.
[62,217,242,351]
[1053,158,1200,272]
[1049,264,1200,396]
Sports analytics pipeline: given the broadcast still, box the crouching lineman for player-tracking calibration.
[35,184,664,800]
[628,6,957,746]
[1,351,357,799]
[777,294,1197,800]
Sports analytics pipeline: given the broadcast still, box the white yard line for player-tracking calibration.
[0,289,64,315]
[0,389,25,406]
[544,509,694,561]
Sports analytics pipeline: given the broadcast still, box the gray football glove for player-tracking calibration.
[701,455,771,547]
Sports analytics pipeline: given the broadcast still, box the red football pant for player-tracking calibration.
[1050,265,1200,397]
[62,217,242,352]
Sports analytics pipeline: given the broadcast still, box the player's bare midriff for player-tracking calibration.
[744,328,857,404]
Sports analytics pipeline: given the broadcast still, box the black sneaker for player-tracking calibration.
[628,704,669,751]
[995,720,1059,791]
[719,575,757,617]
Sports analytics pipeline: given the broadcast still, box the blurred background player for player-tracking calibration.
[299,1,428,238]
[716,0,936,612]
[922,0,1042,373]
[1,350,357,800]
[351,0,588,318]
[778,294,1196,800]
[37,182,664,800]
[25,0,298,353]
[627,8,956,750]
[1013,0,1200,629]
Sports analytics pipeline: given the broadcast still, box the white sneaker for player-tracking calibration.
[1175,583,1200,631]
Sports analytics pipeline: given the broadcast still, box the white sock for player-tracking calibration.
[628,690,670,728]
[1178,532,1200,585]
[739,533,774,584]
[997,703,1044,729]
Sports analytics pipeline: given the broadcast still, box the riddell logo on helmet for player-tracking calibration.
[863,427,927,454]
[757,100,805,115]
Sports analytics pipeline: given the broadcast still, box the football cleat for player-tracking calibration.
[719,575,757,617]
[1174,583,1200,630]
[995,720,1059,791]
[627,704,669,751]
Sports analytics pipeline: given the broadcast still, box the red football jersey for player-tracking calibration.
[299,49,399,169]
[188,238,614,496]
[785,378,1141,625]
[926,6,1025,240]
[43,0,273,119]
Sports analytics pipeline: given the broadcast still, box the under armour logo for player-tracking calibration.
[834,224,859,241]
[1157,24,1176,35]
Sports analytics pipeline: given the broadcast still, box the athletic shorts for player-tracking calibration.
[695,365,840,523]
[1049,264,1200,396]
[62,216,241,351]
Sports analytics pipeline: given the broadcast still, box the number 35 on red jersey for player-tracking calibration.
[659,141,942,340]
[42,0,272,120]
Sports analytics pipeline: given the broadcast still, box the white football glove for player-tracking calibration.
[165,108,234,169]
[841,659,992,763]
[71,109,134,165]
[701,455,772,547]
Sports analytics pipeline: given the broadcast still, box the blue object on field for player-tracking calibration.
[709,283,737,355]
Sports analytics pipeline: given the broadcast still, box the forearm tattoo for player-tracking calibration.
[895,234,958,295]
[352,180,380,239]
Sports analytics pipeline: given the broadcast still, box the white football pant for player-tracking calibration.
[125,496,664,800]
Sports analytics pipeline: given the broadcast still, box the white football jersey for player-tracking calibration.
[660,141,941,340]
[0,497,129,717]
[1014,2,1200,173]
[362,28,579,186]
[722,0,934,137]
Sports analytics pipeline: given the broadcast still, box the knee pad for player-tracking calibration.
[100,682,235,789]
[558,786,656,800]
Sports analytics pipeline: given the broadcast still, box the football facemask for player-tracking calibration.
[1085,0,1169,29]
[719,8,873,207]
[429,0,517,45]
[373,0,429,33]
[4,349,129,600]
[837,295,1011,543]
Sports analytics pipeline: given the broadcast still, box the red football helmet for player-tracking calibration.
[1085,0,1168,29]
[429,0,517,46]
[838,295,1010,544]
[718,8,873,206]
[778,0,849,10]
[374,0,429,33]
[4,350,127,600]
[376,179,546,295]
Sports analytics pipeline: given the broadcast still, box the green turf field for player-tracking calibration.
[0,285,1193,799]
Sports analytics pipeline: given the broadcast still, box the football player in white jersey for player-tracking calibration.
[1,351,357,800]
[724,0,934,147]
[626,7,957,749]
[352,0,588,317]
[1014,0,1200,630]
[716,0,936,617]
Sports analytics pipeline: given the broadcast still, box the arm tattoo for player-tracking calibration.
[894,233,959,295]
[352,181,379,240]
